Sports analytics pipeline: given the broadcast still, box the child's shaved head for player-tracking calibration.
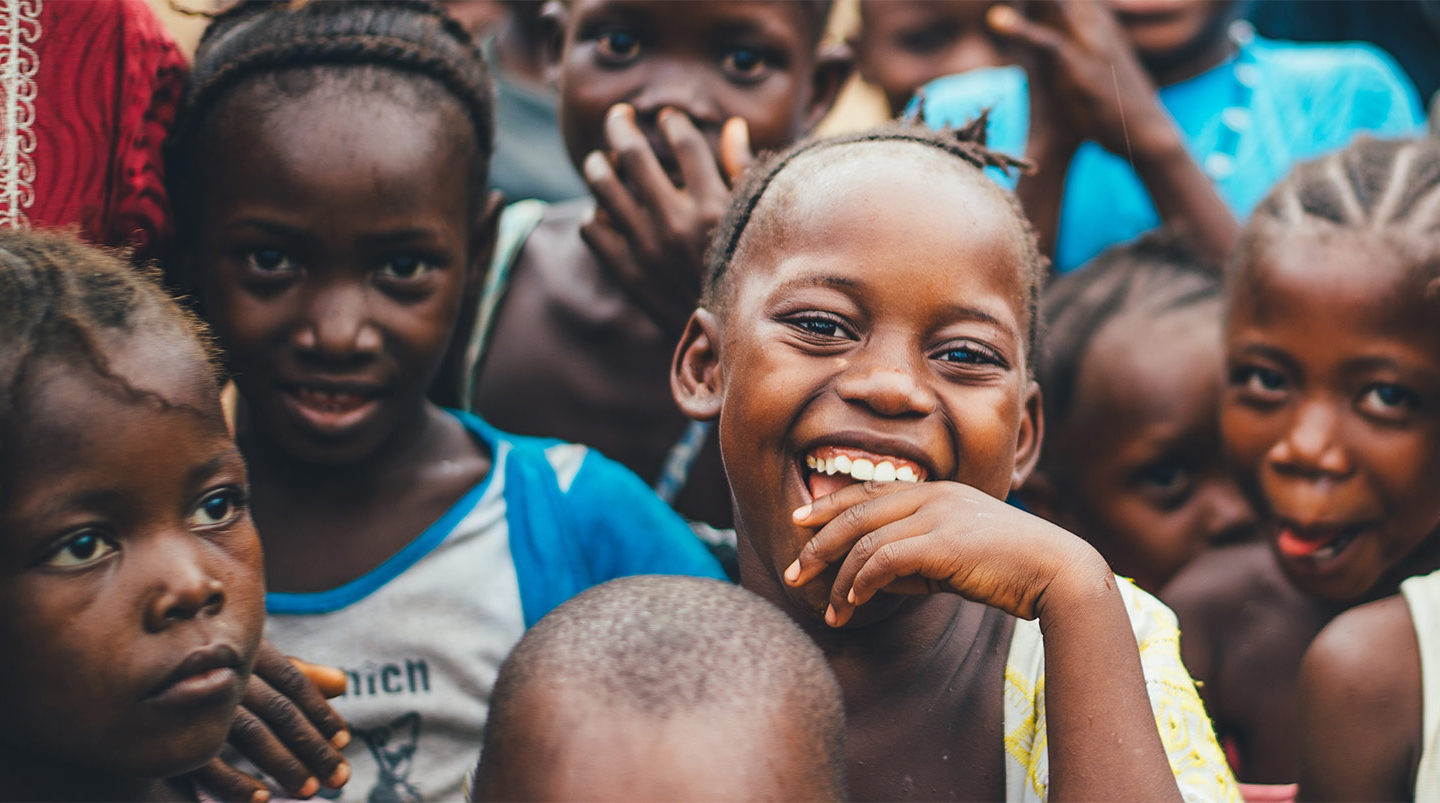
[472,575,846,801]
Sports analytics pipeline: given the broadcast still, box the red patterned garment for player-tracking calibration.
[1,0,186,263]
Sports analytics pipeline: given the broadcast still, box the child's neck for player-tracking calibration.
[1144,33,1237,87]
[0,756,191,802]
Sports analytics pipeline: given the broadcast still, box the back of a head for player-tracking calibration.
[1036,229,1222,448]
[473,576,847,801]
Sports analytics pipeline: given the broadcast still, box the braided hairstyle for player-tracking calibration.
[1037,229,1221,443]
[1237,136,1440,289]
[167,0,494,268]
[0,229,218,475]
[703,117,1046,354]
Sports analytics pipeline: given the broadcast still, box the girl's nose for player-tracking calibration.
[143,534,226,633]
[835,358,938,418]
[292,282,383,361]
[1267,399,1352,478]
[629,66,722,126]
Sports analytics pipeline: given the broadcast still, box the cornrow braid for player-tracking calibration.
[703,116,1046,352]
[166,0,493,272]
[0,229,219,471]
[1037,229,1221,439]
[1239,136,1440,284]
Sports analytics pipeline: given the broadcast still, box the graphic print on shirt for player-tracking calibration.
[357,711,423,802]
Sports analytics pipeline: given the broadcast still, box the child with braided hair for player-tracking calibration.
[669,118,1237,801]
[1162,136,1440,790]
[0,230,266,801]
[166,2,724,799]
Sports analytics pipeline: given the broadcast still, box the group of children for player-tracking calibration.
[2,0,1439,800]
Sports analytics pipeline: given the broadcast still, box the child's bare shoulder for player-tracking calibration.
[1163,542,1297,624]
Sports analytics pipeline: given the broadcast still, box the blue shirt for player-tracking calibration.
[917,31,1425,272]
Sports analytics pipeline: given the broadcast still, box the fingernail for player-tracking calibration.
[328,761,351,788]
[784,559,801,584]
[298,777,320,798]
[582,150,607,180]
[988,5,1020,30]
[251,791,271,803]
[607,102,632,121]
[847,588,856,604]
[825,604,838,626]
[331,728,351,749]
[792,503,812,521]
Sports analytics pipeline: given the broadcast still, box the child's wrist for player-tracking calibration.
[1032,544,1118,627]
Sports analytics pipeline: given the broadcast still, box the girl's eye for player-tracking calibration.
[189,489,246,529]
[722,47,771,81]
[791,315,850,339]
[246,248,295,274]
[1231,365,1286,397]
[1140,462,1190,493]
[1359,383,1419,416]
[378,256,434,280]
[597,30,640,62]
[44,530,118,568]
[937,343,1001,366]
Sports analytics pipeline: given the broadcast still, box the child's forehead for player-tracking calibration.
[567,0,823,44]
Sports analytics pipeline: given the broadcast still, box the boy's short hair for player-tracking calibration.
[1037,229,1221,443]
[473,575,846,799]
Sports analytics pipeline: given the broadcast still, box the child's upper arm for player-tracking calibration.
[1296,596,1419,802]
[557,444,726,582]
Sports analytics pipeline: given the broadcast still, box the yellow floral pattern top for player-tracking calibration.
[1003,578,1240,802]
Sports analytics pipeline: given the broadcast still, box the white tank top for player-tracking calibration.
[1401,569,1440,800]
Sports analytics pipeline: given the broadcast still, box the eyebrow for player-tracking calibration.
[189,449,246,490]
[1230,342,1300,372]
[772,274,1016,331]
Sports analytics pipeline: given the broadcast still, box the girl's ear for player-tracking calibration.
[671,308,723,421]
[540,1,568,85]
[1011,379,1044,489]
[802,42,855,134]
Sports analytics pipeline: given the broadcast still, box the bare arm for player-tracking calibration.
[1297,596,1420,802]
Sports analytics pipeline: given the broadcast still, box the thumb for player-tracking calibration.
[720,116,754,185]
[986,4,1066,54]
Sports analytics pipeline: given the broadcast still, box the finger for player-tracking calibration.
[719,116,754,185]
[825,516,935,624]
[986,4,1067,53]
[189,757,273,803]
[253,644,348,747]
[604,102,681,211]
[833,536,958,627]
[289,657,347,699]
[227,706,323,797]
[659,107,728,200]
[580,216,644,288]
[583,150,661,261]
[786,483,925,587]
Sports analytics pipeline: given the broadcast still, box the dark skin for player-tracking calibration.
[1295,594,1423,801]
[472,0,850,527]
[1163,230,1440,782]
[854,0,1011,117]
[673,148,1182,800]
[1024,299,1256,594]
[188,80,500,797]
[0,335,264,802]
[986,0,1240,269]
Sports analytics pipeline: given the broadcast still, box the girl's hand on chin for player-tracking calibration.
[785,480,1111,627]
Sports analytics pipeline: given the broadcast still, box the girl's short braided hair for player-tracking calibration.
[703,116,1047,354]
[167,0,494,265]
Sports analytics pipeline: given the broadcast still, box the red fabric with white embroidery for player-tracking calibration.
[28,0,185,262]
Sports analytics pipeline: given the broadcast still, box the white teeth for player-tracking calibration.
[896,465,918,483]
[833,454,852,473]
[807,455,818,470]
[825,456,837,475]
[805,451,924,483]
[873,461,897,482]
[850,459,875,481]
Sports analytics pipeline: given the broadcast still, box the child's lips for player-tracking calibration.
[147,644,243,706]
[1273,519,1368,562]
[281,383,382,435]
[799,445,929,503]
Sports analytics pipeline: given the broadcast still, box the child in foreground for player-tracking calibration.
[166,2,724,799]
[461,0,851,528]
[1023,231,1255,594]
[916,0,1423,273]
[471,575,847,801]
[669,120,1238,801]
[0,231,265,801]
[1163,136,1440,787]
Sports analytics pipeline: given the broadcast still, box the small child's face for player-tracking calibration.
[554,0,827,173]
[686,151,1037,619]
[856,0,1009,117]
[1223,232,1440,600]
[0,336,264,779]
[1045,299,1253,592]
[197,86,484,465]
